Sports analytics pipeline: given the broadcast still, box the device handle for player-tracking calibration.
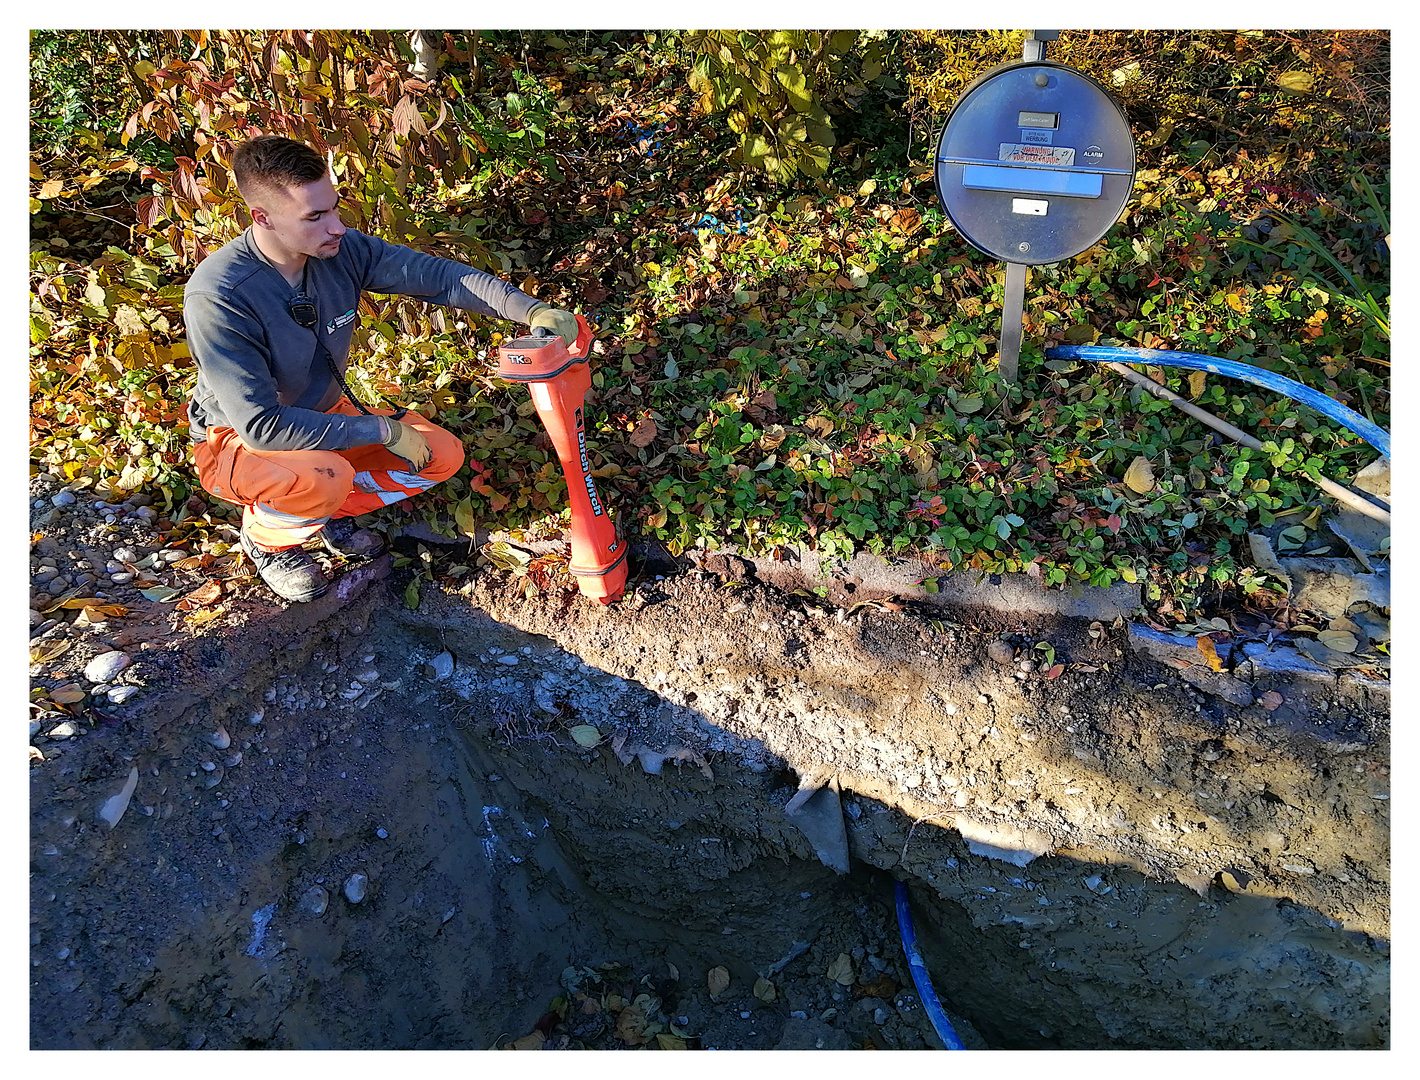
[570,313,594,360]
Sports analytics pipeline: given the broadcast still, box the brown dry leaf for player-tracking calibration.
[29,639,73,665]
[30,746,45,763]
[176,580,223,611]
[629,418,658,447]
[891,207,922,235]
[655,1033,688,1050]
[505,1032,546,1050]
[753,977,776,1002]
[759,423,787,450]
[45,595,104,613]
[827,953,855,985]
[707,966,730,1000]
[49,686,88,705]
[1123,456,1156,494]
[1045,663,1065,680]
[856,974,899,1000]
[1317,630,1358,653]
[615,1005,648,1046]
[665,745,715,781]
[1258,690,1284,711]
[804,415,835,437]
[751,389,777,411]
[1188,370,1207,399]
[1196,636,1225,673]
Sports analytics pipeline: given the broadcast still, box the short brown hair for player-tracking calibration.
[231,135,328,203]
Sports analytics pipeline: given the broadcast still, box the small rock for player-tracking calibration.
[496,654,520,666]
[51,491,77,507]
[423,652,455,680]
[46,722,79,740]
[344,873,368,903]
[84,651,131,684]
[298,885,329,918]
[112,547,140,563]
[106,686,140,705]
[109,572,134,585]
[987,640,1015,665]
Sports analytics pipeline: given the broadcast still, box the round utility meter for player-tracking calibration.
[934,60,1136,266]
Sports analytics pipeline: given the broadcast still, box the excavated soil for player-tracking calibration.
[29,549,1389,1050]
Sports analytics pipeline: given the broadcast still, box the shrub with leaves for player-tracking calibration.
[685,30,886,183]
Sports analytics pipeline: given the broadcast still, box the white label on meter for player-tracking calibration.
[1012,198,1049,216]
[999,143,1076,166]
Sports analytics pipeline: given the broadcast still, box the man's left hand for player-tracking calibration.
[528,303,579,348]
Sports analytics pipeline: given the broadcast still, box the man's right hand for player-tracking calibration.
[383,419,433,472]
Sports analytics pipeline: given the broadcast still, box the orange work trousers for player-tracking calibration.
[193,398,466,551]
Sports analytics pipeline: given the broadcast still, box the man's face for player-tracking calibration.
[250,176,346,260]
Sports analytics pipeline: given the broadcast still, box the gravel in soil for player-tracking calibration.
[29,473,1389,1050]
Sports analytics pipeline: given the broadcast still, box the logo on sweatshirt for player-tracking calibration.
[326,309,357,334]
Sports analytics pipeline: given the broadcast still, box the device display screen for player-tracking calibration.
[1017,110,1059,129]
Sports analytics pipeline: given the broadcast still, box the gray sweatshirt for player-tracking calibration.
[183,227,541,450]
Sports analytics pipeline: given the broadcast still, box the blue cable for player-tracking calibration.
[894,880,966,1050]
[1046,345,1390,459]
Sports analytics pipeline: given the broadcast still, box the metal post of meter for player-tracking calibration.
[1022,30,1057,62]
[999,261,1028,383]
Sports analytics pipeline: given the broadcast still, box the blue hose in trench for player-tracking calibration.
[1044,345,1390,459]
[894,880,966,1050]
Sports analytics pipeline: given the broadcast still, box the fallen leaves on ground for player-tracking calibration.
[175,580,222,610]
[1123,455,1156,494]
[615,1005,649,1046]
[707,966,730,1000]
[629,418,658,447]
[1258,690,1285,711]
[1196,636,1226,672]
[568,724,602,747]
[827,953,855,985]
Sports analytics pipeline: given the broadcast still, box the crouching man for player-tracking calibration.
[182,135,577,602]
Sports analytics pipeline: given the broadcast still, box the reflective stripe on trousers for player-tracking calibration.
[193,399,468,551]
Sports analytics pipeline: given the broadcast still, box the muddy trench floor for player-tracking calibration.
[28,554,1390,1051]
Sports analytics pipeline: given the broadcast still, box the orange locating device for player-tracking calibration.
[497,315,627,604]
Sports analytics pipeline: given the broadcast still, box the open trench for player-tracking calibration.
[28,560,1390,1050]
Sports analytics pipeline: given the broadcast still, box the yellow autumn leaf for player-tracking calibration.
[1123,456,1156,494]
[30,640,73,665]
[1196,636,1225,673]
[1225,292,1245,312]
[1188,370,1207,399]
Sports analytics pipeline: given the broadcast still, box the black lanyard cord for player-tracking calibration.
[294,261,405,422]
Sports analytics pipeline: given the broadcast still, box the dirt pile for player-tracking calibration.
[29,493,1388,1048]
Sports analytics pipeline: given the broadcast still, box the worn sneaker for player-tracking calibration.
[240,529,329,603]
[319,516,387,559]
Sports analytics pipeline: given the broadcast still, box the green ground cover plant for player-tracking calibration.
[30,29,1389,629]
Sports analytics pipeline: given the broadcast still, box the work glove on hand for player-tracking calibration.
[382,418,433,472]
[526,302,580,348]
